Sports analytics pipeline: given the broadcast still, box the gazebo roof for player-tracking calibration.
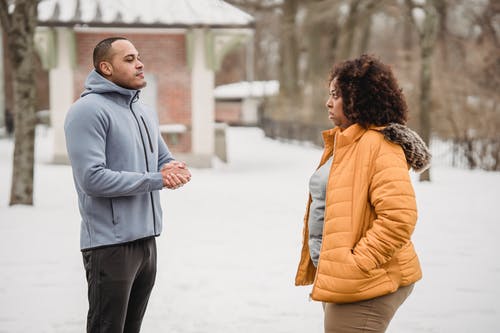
[214,81,279,100]
[38,0,254,28]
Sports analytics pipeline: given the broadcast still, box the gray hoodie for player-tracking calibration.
[65,70,174,250]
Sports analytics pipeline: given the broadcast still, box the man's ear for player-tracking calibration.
[99,61,112,76]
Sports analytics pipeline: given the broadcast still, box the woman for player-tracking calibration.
[295,54,431,332]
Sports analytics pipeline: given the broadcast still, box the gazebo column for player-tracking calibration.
[187,28,253,167]
[0,31,5,135]
[189,28,215,168]
[49,28,75,164]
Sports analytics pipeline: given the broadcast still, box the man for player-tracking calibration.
[65,37,191,332]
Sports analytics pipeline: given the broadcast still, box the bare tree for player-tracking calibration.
[0,0,38,205]
[337,0,363,60]
[301,0,343,139]
[429,0,500,170]
[225,0,282,81]
[406,0,439,181]
[279,0,300,101]
[229,0,500,173]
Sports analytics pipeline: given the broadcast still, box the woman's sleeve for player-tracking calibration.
[352,142,418,272]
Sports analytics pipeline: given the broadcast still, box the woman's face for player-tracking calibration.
[326,79,352,129]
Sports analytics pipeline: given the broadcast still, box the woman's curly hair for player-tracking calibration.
[329,54,408,127]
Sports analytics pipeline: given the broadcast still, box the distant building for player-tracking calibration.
[10,0,254,167]
[214,80,279,126]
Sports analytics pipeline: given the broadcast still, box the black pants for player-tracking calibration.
[82,237,157,333]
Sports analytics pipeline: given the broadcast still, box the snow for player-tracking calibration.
[37,0,254,27]
[214,81,279,100]
[1,126,500,332]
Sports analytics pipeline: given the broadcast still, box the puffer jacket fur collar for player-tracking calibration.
[379,123,431,173]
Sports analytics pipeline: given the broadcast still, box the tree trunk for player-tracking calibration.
[417,0,438,182]
[357,1,379,55]
[402,3,414,69]
[277,0,300,126]
[279,0,299,99]
[0,0,38,205]
[337,0,361,60]
[357,13,372,55]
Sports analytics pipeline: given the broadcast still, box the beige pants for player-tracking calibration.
[322,284,414,333]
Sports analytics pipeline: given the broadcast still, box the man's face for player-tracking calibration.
[103,39,146,90]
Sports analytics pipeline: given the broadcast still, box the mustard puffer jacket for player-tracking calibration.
[295,123,431,304]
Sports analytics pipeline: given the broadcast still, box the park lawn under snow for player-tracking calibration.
[0,126,499,333]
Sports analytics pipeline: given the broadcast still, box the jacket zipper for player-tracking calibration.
[140,116,154,153]
[129,93,157,235]
[310,132,337,300]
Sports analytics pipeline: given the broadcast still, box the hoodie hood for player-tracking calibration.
[379,123,431,173]
[81,70,138,102]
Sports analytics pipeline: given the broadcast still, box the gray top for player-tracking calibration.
[65,70,174,250]
[308,156,333,267]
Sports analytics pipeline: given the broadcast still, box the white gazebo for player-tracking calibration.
[35,0,254,167]
[214,80,279,126]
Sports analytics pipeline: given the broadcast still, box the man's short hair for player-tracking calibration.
[93,37,128,73]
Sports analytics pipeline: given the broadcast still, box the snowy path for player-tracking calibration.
[1,127,499,332]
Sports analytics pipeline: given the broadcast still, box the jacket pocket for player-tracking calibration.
[341,249,374,278]
[335,252,391,293]
[110,198,117,225]
[140,116,154,153]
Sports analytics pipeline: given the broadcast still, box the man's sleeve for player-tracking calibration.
[64,105,164,198]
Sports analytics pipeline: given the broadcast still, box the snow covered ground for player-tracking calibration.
[1,126,499,333]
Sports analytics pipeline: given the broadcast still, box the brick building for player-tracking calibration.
[31,0,254,167]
